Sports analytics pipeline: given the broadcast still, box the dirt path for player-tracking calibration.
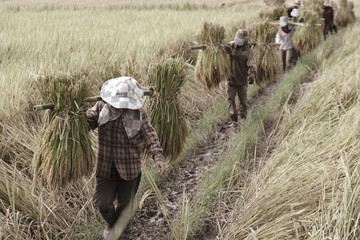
[119,81,279,240]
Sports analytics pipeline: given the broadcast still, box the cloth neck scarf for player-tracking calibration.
[98,103,142,138]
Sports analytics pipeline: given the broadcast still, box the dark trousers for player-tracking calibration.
[292,48,301,66]
[324,24,337,40]
[93,168,141,228]
[227,82,247,119]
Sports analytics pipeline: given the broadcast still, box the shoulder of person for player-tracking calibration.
[139,107,146,114]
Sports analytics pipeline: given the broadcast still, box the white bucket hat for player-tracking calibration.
[279,16,288,27]
[100,76,144,110]
[291,8,300,17]
[234,29,248,46]
[323,0,332,7]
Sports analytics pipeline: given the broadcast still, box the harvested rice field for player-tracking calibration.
[0,0,359,239]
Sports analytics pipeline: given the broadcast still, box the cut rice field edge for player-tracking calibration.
[115,31,342,239]
[219,25,359,240]
[118,80,280,239]
[181,33,342,240]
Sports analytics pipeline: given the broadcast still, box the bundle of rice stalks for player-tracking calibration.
[339,0,348,8]
[248,20,282,86]
[348,0,354,10]
[309,3,322,15]
[293,10,322,53]
[259,6,287,21]
[348,1,356,22]
[198,21,225,45]
[335,0,356,28]
[303,0,323,7]
[222,29,360,238]
[195,22,230,90]
[264,0,285,7]
[33,73,95,189]
[148,58,189,163]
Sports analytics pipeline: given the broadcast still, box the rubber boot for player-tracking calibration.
[240,111,247,119]
[230,114,238,122]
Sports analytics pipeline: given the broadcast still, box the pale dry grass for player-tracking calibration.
[0,0,261,7]
[0,4,260,113]
[221,24,360,239]
[0,2,264,238]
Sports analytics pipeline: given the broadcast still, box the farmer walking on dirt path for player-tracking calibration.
[224,29,257,122]
[322,0,337,40]
[86,76,166,239]
[275,16,297,73]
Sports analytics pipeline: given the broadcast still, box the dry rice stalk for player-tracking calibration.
[33,73,95,189]
[293,10,322,53]
[335,0,356,28]
[348,1,356,22]
[148,58,189,163]
[310,3,322,16]
[195,22,230,90]
[339,0,348,7]
[303,0,323,7]
[248,20,282,87]
[221,25,360,239]
[348,1,354,9]
[259,6,287,21]
[264,0,285,7]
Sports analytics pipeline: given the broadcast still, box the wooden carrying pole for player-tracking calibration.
[270,21,322,27]
[190,43,256,51]
[190,45,207,50]
[290,22,322,27]
[33,88,154,112]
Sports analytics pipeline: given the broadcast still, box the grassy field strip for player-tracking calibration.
[0,5,260,112]
[0,158,102,239]
[0,0,258,8]
[222,25,360,239]
[171,30,342,239]
[0,4,263,237]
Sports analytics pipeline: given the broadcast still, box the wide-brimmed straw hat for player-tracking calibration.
[234,29,248,46]
[279,16,288,27]
[291,8,300,17]
[100,76,144,110]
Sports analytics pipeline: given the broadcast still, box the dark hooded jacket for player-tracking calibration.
[323,6,334,26]
[224,41,257,86]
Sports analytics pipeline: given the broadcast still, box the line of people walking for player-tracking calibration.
[225,0,338,124]
[276,0,337,73]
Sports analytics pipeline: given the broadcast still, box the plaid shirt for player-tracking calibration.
[225,42,257,86]
[86,101,164,180]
